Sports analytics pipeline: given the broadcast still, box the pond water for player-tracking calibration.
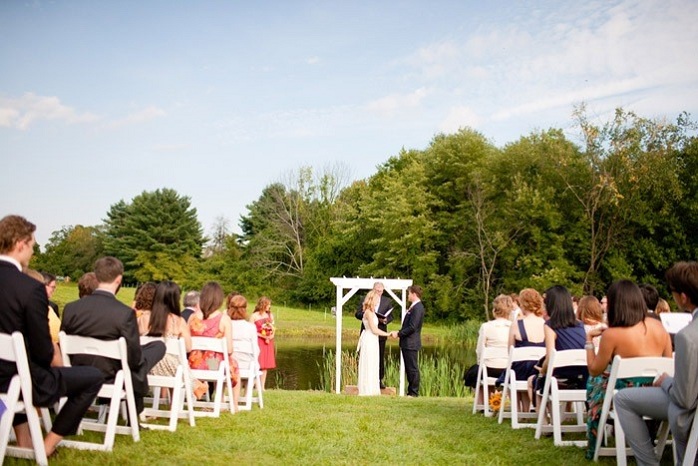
[269,337,477,390]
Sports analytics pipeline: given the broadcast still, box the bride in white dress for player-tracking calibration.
[357,291,391,396]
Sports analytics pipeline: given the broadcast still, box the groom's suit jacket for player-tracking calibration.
[0,259,63,406]
[61,289,149,395]
[398,301,425,351]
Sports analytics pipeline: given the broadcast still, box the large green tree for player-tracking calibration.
[31,225,104,280]
[102,188,204,283]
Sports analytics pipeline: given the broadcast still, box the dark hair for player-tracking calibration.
[666,262,698,308]
[94,256,123,283]
[40,271,56,286]
[607,280,646,327]
[545,285,577,329]
[200,281,225,319]
[78,272,99,298]
[227,294,248,320]
[639,284,660,311]
[134,282,157,311]
[408,285,423,298]
[0,215,35,254]
[147,281,181,337]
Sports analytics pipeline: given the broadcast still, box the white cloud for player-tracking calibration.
[0,92,98,130]
[106,106,166,129]
[439,106,483,134]
[365,87,431,117]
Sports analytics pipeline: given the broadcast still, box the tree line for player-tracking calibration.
[31,106,698,322]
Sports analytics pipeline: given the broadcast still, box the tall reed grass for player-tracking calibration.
[444,320,481,346]
[318,350,467,397]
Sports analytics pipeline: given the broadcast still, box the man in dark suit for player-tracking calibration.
[0,215,103,457]
[181,290,201,323]
[391,285,425,397]
[355,281,395,389]
[61,256,166,415]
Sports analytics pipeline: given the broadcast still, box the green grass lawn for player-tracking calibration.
[6,391,623,466]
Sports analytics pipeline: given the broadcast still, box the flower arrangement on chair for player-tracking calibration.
[489,391,503,412]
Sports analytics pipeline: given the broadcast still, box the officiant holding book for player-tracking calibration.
[356,281,395,389]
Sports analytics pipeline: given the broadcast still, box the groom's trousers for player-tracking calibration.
[401,348,420,396]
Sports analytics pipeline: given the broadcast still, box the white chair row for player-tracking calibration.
[472,346,508,417]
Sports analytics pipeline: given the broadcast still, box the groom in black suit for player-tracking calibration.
[391,285,425,397]
[356,281,394,389]
[61,256,166,414]
[0,215,104,457]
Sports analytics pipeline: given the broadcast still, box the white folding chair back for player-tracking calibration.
[534,349,588,447]
[59,331,140,451]
[233,338,264,411]
[683,407,698,466]
[139,336,196,431]
[472,346,509,417]
[0,332,48,466]
[593,355,674,464]
[189,336,235,417]
[660,313,692,335]
[498,345,546,428]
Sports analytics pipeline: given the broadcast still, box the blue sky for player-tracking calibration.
[2,0,697,247]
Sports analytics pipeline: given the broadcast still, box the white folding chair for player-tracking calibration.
[472,346,509,417]
[58,331,140,451]
[139,336,196,431]
[660,312,692,335]
[534,349,588,447]
[233,338,264,411]
[0,332,49,466]
[593,355,674,464]
[683,407,698,466]
[189,336,235,417]
[498,345,547,428]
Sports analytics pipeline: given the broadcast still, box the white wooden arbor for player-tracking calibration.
[329,277,413,396]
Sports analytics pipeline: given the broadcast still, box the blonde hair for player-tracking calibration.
[655,298,671,315]
[492,294,515,319]
[363,290,379,312]
[519,288,544,317]
[577,295,603,323]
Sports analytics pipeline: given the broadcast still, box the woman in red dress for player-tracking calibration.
[251,296,276,390]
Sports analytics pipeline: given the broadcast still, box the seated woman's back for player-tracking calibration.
[602,317,670,358]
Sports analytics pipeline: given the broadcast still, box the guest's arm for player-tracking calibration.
[662,330,698,409]
[540,326,556,374]
[26,282,54,368]
[179,316,192,352]
[221,314,234,355]
[122,310,144,370]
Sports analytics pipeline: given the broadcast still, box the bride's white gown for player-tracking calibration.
[357,312,381,396]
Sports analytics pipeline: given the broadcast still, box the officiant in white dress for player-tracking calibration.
[355,281,395,390]
[357,290,392,395]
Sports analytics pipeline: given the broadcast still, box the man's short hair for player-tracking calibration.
[94,256,124,283]
[407,285,423,298]
[639,284,660,311]
[41,271,56,286]
[183,290,200,308]
[666,261,698,307]
[0,215,35,254]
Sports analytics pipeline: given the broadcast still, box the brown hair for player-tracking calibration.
[666,261,698,307]
[0,215,35,254]
[407,285,423,298]
[577,295,603,323]
[227,294,248,320]
[134,282,157,311]
[23,268,44,283]
[200,281,225,319]
[519,288,544,317]
[655,298,671,315]
[78,272,99,298]
[254,296,272,316]
[94,256,123,283]
[492,294,515,319]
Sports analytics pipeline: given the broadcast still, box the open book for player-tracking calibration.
[376,307,393,318]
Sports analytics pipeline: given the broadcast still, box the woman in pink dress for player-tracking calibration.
[251,296,276,390]
[188,281,240,410]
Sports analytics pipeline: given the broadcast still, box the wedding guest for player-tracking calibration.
[614,262,698,465]
[465,295,513,397]
[133,281,157,318]
[0,215,103,457]
[505,288,546,411]
[77,272,98,298]
[577,295,605,350]
[640,283,661,321]
[227,293,259,405]
[655,298,671,315]
[251,296,276,390]
[25,268,62,367]
[181,290,201,323]
[531,285,588,410]
[584,280,672,459]
[138,281,208,400]
[188,281,239,409]
[41,271,60,318]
